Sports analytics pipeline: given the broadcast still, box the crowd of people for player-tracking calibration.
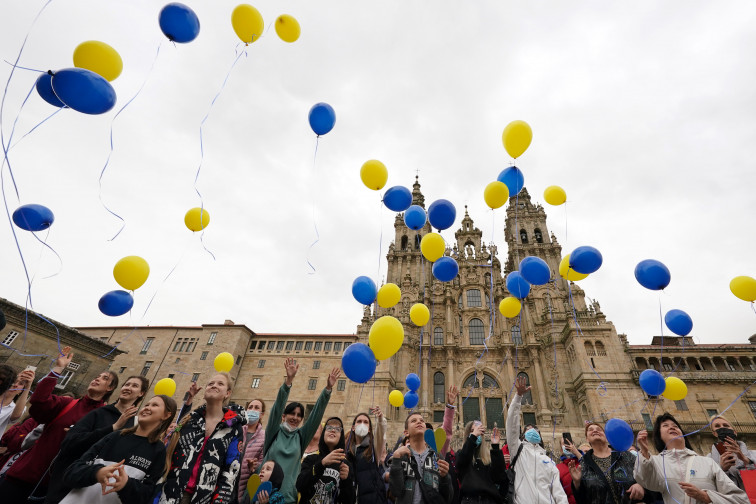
[0,352,753,504]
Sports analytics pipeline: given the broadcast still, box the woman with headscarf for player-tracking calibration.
[634,412,748,504]
[345,408,386,504]
[297,416,355,504]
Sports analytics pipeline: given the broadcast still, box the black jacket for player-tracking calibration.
[297,450,356,504]
[346,443,387,504]
[456,435,507,504]
[574,450,653,504]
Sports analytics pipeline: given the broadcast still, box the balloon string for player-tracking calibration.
[306,136,320,274]
[376,195,383,282]
[2,81,36,201]
[9,106,64,151]
[658,292,664,372]
[567,281,608,394]
[563,201,568,250]
[30,228,63,280]
[751,302,756,316]
[99,40,163,241]
[1,61,45,73]
[1,155,34,309]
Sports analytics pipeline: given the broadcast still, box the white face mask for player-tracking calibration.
[281,422,297,433]
[354,424,369,437]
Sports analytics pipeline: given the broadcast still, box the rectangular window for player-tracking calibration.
[173,339,182,352]
[55,370,74,389]
[179,341,187,352]
[337,379,346,391]
[706,409,718,418]
[200,351,208,360]
[343,342,350,351]
[67,362,80,371]
[469,320,485,345]
[314,342,323,351]
[512,325,522,345]
[324,342,333,351]
[236,355,241,365]
[433,410,444,424]
[258,359,266,368]
[251,378,261,388]
[208,332,217,345]
[675,399,689,411]
[187,340,197,352]
[267,341,275,350]
[313,361,321,370]
[140,338,154,354]
[748,401,756,419]
[466,289,482,307]
[663,363,673,371]
[334,342,342,352]
[140,361,153,377]
[168,373,175,379]
[642,413,653,430]
[522,412,537,428]
[462,397,480,425]
[191,373,200,382]
[308,379,317,390]
[295,341,303,351]
[485,398,504,428]
[276,341,285,351]
[249,341,257,350]
[119,366,126,373]
[286,341,294,351]
[2,330,19,346]
[305,341,313,351]
[258,341,266,351]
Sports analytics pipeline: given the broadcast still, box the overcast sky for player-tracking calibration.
[1,1,755,348]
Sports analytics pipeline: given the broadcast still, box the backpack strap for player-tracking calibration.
[510,443,525,469]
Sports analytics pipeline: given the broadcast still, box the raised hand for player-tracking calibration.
[568,459,582,487]
[326,367,341,391]
[284,357,300,386]
[447,385,459,405]
[370,405,383,419]
[471,422,485,437]
[113,405,139,431]
[514,375,531,397]
[53,346,74,374]
[16,370,35,389]
[637,430,650,459]
[492,426,500,445]
[186,381,201,402]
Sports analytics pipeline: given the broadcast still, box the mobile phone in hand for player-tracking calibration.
[715,442,727,455]
[562,432,573,446]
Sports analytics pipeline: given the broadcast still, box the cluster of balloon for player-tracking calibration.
[604,418,634,451]
[159,2,201,43]
[341,343,376,383]
[214,352,234,372]
[505,271,530,299]
[360,160,388,191]
[502,120,533,159]
[185,207,210,232]
[497,166,525,197]
[376,283,401,308]
[99,256,150,317]
[569,246,603,274]
[730,276,756,303]
[634,259,671,291]
[409,303,430,326]
[154,377,177,396]
[383,186,412,212]
[498,297,521,318]
[519,256,551,286]
[559,254,588,281]
[664,309,693,337]
[12,204,54,231]
[402,373,420,408]
[368,316,404,361]
[483,181,509,209]
[309,102,336,136]
[352,276,377,305]
[404,205,426,231]
[543,185,567,206]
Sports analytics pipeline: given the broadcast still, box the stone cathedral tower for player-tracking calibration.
[354,178,642,448]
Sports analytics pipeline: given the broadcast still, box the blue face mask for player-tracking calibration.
[246,410,260,424]
[563,446,572,457]
[476,435,482,447]
[524,429,541,444]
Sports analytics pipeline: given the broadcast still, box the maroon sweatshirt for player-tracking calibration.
[5,372,104,484]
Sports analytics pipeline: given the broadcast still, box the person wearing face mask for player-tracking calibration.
[505,376,568,504]
[262,357,341,504]
[708,415,756,493]
[556,438,578,504]
[297,417,355,504]
[456,420,507,504]
[345,408,387,504]
[239,399,267,502]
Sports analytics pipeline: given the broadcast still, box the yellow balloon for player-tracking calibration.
[559,255,589,282]
[502,120,533,159]
[498,297,521,318]
[409,303,430,326]
[231,4,264,44]
[484,181,509,209]
[661,377,687,401]
[185,207,210,232]
[420,233,445,262]
[730,276,756,302]
[360,160,388,191]
[73,40,123,82]
[376,283,401,308]
[368,316,404,360]
[113,256,150,290]
[214,352,234,372]
[389,389,404,407]
[275,14,300,43]
[544,185,567,206]
[154,378,177,396]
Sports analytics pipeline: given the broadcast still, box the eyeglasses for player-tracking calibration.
[325,425,342,432]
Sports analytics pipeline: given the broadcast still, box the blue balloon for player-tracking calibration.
[506,271,531,299]
[403,390,419,409]
[383,186,412,212]
[308,102,336,136]
[352,276,377,305]
[98,290,134,317]
[404,205,427,231]
[341,343,377,383]
[35,73,64,108]
[519,256,550,285]
[569,246,603,274]
[639,369,666,396]
[497,166,524,196]
[406,373,420,392]
[605,418,634,452]
[634,259,671,291]
[12,204,54,231]
[51,68,116,115]
[432,256,458,282]
[664,309,693,337]
[159,2,201,43]
[427,199,456,231]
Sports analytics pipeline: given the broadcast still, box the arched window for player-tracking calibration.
[469,318,485,345]
[463,374,478,389]
[517,372,533,405]
[481,373,499,389]
[584,341,596,356]
[434,327,444,346]
[433,372,445,403]
[534,228,543,243]
[520,229,528,244]
[458,295,463,309]
[415,235,422,250]
[595,341,606,356]
[400,235,408,250]
[466,289,482,307]
[511,325,522,345]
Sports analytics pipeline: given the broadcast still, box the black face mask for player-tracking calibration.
[716,428,736,442]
